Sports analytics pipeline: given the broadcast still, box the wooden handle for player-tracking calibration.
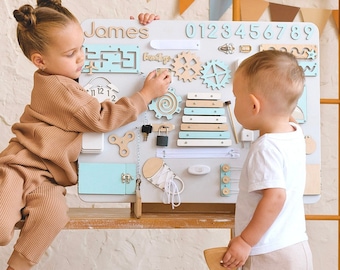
[203,247,236,270]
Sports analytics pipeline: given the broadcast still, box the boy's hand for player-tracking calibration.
[130,13,160,25]
[220,236,251,269]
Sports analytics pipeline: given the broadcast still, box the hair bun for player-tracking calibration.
[37,0,62,8]
[13,5,36,28]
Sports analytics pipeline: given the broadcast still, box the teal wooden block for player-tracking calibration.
[184,107,225,115]
[82,44,140,73]
[78,163,136,195]
[295,85,307,124]
[125,163,137,195]
[299,61,318,77]
[178,131,230,139]
[220,164,232,197]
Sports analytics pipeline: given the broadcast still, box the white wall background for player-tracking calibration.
[0,0,338,269]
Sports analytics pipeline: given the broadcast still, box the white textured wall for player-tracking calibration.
[0,0,338,269]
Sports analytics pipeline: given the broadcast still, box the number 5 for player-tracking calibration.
[250,24,260,39]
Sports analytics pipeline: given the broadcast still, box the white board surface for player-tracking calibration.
[78,19,320,205]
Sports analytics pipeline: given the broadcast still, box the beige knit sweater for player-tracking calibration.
[0,70,147,187]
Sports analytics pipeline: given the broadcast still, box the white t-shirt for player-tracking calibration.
[235,122,308,256]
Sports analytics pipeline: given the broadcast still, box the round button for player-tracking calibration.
[222,187,230,195]
[221,164,230,172]
[222,176,230,183]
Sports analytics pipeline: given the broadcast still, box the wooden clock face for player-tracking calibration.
[83,77,119,103]
[86,85,115,102]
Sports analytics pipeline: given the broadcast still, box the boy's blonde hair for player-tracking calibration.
[237,50,305,115]
[13,0,78,60]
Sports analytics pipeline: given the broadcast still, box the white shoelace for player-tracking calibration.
[163,173,181,209]
[147,163,184,209]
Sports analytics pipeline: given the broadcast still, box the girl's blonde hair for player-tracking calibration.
[237,50,305,114]
[13,0,78,60]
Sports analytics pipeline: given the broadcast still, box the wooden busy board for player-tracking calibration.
[78,19,321,205]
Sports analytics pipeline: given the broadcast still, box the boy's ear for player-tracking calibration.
[31,53,45,70]
[249,94,260,115]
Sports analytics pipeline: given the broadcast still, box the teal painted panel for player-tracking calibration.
[125,163,137,195]
[296,85,307,124]
[220,164,232,197]
[178,131,230,139]
[184,107,225,115]
[82,44,140,73]
[78,163,126,195]
[299,61,318,77]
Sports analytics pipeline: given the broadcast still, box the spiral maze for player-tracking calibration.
[148,87,182,120]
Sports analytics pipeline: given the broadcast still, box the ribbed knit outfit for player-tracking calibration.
[0,70,147,269]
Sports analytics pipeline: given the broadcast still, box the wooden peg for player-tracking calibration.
[152,123,175,133]
[225,101,239,144]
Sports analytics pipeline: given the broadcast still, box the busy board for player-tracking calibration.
[78,19,321,207]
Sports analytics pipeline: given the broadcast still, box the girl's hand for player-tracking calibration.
[130,13,160,25]
[139,70,171,103]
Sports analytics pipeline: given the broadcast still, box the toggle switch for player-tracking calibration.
[188,165,211,175]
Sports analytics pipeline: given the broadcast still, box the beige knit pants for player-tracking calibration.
[0,164,69,270]
[242,241,313,270]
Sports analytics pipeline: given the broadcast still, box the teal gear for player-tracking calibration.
[200,60,231,90]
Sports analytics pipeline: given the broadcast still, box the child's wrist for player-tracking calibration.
[240,234,252,247]
[138,89,152,104]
